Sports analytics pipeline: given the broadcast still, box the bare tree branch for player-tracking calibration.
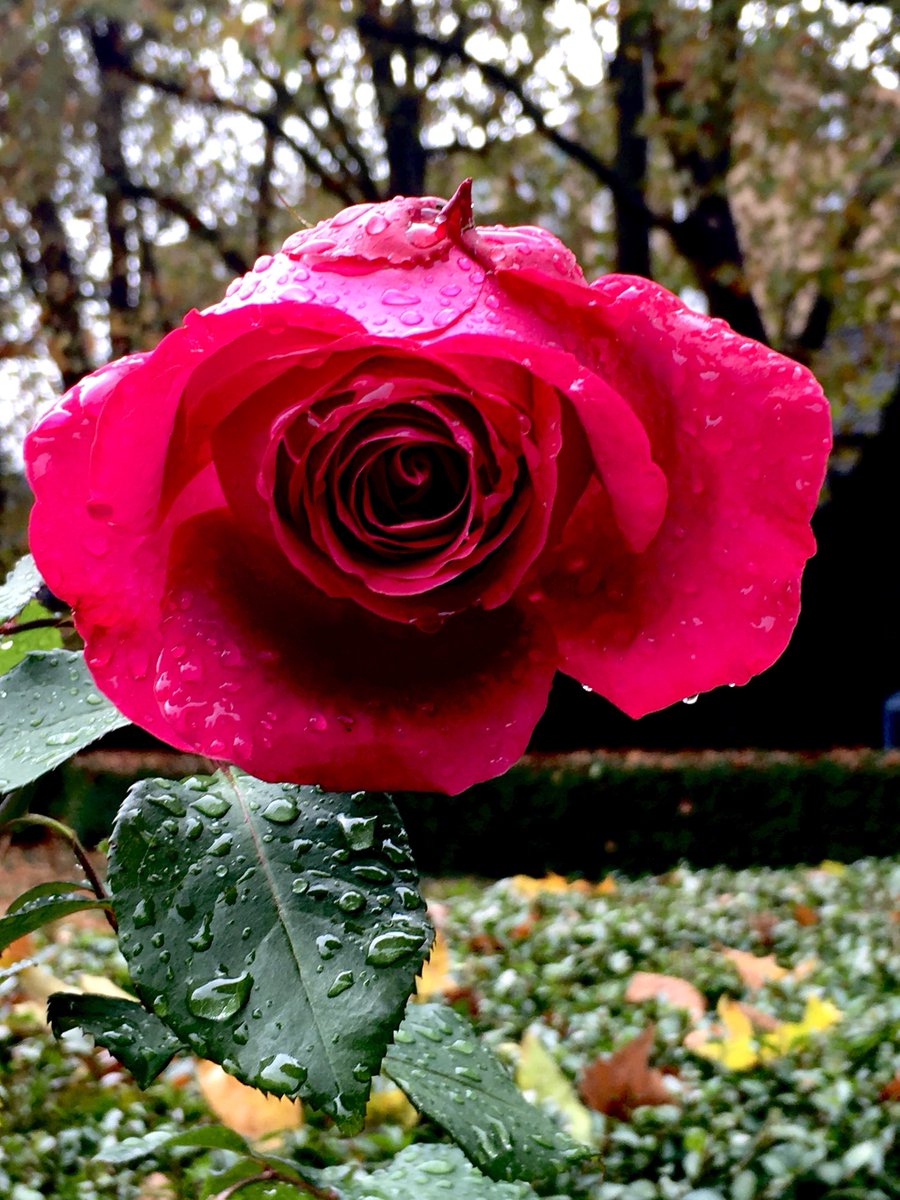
[356,10,672,233]
[300,36,379,200]
[649,0,769,341]
[120,183,249,274]
[18,198,92,389]
[113,59,361,206]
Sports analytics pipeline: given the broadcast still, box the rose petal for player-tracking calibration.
[25,361,194,749]
[153,510,558,793]
[538,276,831,715]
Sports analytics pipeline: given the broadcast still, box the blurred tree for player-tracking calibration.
[0,0,897,738]
[1,0,896,414]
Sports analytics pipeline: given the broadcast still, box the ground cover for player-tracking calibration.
[1,854,897,1199]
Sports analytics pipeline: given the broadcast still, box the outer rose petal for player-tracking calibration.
[535,275,832,715]
[153,511,558,794]
[25,360,193,749]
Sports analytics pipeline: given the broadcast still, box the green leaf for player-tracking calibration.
[217,1186,306,1200]
[0,555,43,623]
[95,1130,178,1165]
[0,650,130,792]
[320,1144,542,1199]
[384,1005,588,1185]
[0,890,109,952]
[108,770,432,1128]
[164,1126,251,1154]
[0,600,64,675]
[6,879,89,912]
[47,993,185,1088]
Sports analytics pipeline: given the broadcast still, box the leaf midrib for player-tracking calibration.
[226,773,341,1095]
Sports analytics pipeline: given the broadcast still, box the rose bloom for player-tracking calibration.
[25,182,830,793]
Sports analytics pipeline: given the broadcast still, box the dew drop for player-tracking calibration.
[132,897,155,928]
[191,794,231,818]
[336,813,378,851]
[187,971,252,1021]
[187,913,214,952]
[352,864,391,884]
[208,832,233,857]
[261,796,298,824]
[147,790,186,817]
[258,1053,308,1093]
[366,929,423,966]
[337,889,366,914]
[327,970,354,997]
[316,933,342,960]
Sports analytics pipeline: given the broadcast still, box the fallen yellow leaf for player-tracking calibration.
[690,997,759,1071]
[688,993,843,1070]
[77,974,136,1001]
[516,1028,594,1144]
[510,873,615,898]
[415,930,453,1000]
[761,995,843,1056]
[365,1080,419,1129]
[814,860,847,877]
[510,872,592,897]
[195,1060,303,1139]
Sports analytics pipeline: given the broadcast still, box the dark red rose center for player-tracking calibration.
[271,386,533,595]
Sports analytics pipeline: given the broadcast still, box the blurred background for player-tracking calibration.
[1,0,898,755]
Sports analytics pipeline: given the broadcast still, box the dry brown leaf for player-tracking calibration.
[749,911,778,947]
[578,1024,673,1120]
[0,933,35,970]
[879,1072,900,1103]
[509,914,537,941]
[792,903,820,926]
[625,972,706,1022]
[721,947,787,988]
[195,1061,303,1139]
[720,947,815,989]
[136,1172,176,1200]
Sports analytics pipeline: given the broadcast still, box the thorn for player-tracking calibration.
[438,178,474,238]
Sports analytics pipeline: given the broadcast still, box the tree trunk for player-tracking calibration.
[90,21,138,359]
[359,0,427,197]
[611,2,651,277]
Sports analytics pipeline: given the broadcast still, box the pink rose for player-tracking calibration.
[25,182,830,793]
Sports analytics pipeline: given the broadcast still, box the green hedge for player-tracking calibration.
[29,749,900,875]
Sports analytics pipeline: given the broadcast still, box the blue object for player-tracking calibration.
[882,692,900,748]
